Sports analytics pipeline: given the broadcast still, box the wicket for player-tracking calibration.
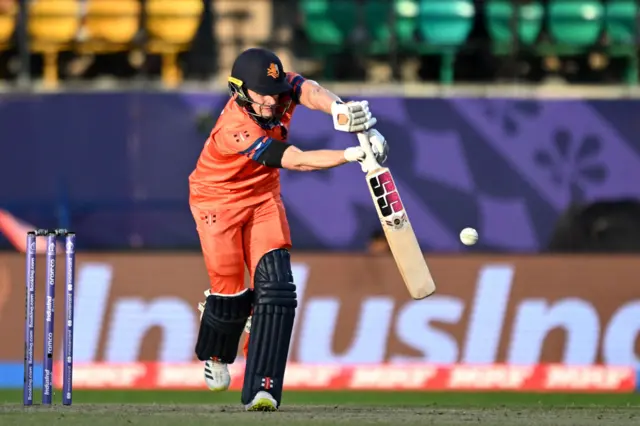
[23,229,76,406]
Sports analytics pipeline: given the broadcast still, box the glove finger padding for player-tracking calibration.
[367,128,388,164]
[348,102,366,112]
[195,288,254,363]
[351,116,367,125]
[332,100,377,133]
[361,117,377,131]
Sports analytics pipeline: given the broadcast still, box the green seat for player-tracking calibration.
[606,0,638,44]
[417,0,475,84]
[548,0,604,46]
[299,0,357,54]
[486,0,544,50]
[605,0,638,85]
[418,0,474,46]
[365,0,419,55]
[300,0,419,77]
[394,0,420,48]
[299,0,358,78]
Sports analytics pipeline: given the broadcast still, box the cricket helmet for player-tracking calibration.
[228,48,292,127]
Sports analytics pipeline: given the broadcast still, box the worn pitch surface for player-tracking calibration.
[1,390,639,426]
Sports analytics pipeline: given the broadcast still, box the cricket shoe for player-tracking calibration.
[197,290,232,392]
[203,359,231,392]
[245,391,278,412]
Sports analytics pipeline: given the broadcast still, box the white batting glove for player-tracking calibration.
[367,128,388,165]
[331,100,377,133]
[343,146,367,172]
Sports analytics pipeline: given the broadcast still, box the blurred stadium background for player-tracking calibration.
[0,0,639,415]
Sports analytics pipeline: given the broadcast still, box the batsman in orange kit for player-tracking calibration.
[188,48,388,411]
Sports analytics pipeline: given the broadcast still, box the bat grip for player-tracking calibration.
[357,132,380,172]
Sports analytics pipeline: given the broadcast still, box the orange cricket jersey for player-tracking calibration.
[189,72,306,209]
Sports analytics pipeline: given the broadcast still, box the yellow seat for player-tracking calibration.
[0,2,17,51]
[81,0,140,53]
[146,0,203,88]
[29,0,81,88]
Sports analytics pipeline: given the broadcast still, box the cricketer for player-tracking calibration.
[188,47,388,411]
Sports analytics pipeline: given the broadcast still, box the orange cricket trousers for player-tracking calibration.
[190,196,292,358]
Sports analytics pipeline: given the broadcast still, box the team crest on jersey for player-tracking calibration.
[267,63,280,79]
[233,130,251,143]
[199,212,216,226]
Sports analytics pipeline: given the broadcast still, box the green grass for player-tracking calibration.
[1,389,640,406]
[1,390,639,426]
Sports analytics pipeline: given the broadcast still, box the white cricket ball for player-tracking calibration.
[459,227,478,246]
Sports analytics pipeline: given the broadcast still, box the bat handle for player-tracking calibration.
[356,132,380,172]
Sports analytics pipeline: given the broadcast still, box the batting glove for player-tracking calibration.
[367,128,388,165]
[332,100,377,133]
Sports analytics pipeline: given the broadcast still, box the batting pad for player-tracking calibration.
[195,288,253,363]
[241,249,297,407]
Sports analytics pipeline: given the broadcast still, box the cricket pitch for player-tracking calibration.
[1,390,639,426]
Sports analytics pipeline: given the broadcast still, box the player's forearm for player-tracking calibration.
[281,147,349,171]
[291,150,349,171]
[299,80,341,114]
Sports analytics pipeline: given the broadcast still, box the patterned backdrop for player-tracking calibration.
[1,93,639,251]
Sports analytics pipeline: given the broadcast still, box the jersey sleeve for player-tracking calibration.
[286,72,306,104]
[217,121,277,161]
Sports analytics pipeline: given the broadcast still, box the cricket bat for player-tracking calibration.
[357,132,436,300]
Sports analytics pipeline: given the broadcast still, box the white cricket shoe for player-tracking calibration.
[203,359,231,392]
[196,289,253,393]
[198,290,231,392]
[245,391,278,412]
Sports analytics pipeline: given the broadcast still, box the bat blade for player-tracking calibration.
[365,167,436,299]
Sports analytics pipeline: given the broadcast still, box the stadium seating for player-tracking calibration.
[28,0,82,88]
[299,0,353,54]
[605,0,638,84]
[485,0,544,53]
[547,0,604,50]
[212,0,274,83]
[365,0,419,55]
[2,0,636,86]
[0,0,17,52]
[417,0,475,84]
[300,0,419,78]
[145,0,203,88]
[606,0,637,43]
[79,0,140,55]
[299,0,356,78]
